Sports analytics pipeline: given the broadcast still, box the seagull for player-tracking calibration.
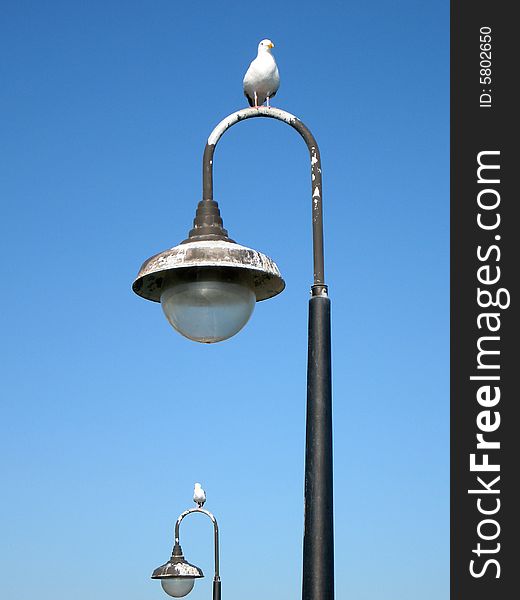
[243,39,280,108]
[193,483,206,508]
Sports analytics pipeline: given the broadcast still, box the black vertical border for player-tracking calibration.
[451,2,518,599]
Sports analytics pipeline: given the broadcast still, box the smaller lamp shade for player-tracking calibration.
[161,577,195,598]
[152,544,204,598]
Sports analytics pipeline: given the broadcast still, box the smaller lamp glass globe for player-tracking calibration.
[161,577,195,598]
[160,278,256,343]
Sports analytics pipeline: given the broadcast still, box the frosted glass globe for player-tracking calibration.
[161,577,195,597]
[160,279,256,343]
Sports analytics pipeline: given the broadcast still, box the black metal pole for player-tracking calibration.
[303,290,333,600]
[212,579,222,600]
[202,107,334,600]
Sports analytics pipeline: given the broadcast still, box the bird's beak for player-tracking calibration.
[269,42,275,48]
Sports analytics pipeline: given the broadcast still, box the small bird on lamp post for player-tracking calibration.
[193,483,206,508]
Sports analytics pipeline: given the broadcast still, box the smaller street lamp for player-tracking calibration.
[152,542,203,597]
[152,493,221,600]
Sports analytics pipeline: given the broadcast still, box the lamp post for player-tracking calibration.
[133,106,334,600]
[152,504,220,600]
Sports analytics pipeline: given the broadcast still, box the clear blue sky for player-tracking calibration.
[0,1,448,599]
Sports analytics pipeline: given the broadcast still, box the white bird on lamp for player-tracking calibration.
[243,39,280,108]
[193,482,206,508]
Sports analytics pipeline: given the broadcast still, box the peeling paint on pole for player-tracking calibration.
[203,106,326,289]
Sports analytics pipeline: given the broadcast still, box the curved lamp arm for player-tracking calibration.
[202,107,326,293]
[175,507,220,580]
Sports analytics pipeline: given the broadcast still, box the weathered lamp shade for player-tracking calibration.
[132,239,285,343]
[152,545,204,598]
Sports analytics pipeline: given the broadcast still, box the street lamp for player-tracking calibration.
[152,543,202,598]
[152,503,220,600]
[134,106,334,600]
